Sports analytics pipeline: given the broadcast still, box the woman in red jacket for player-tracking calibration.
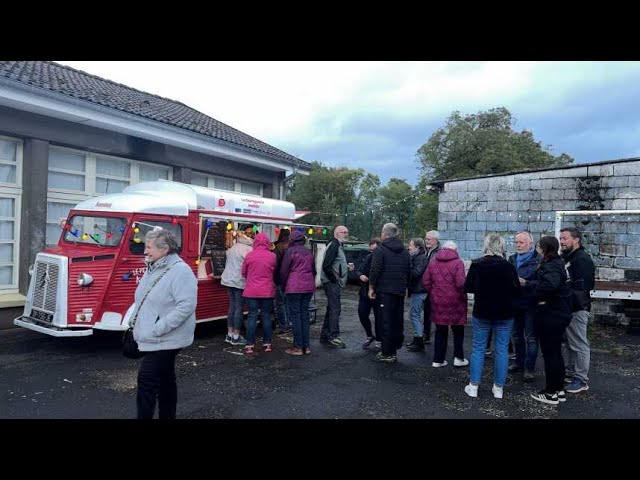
[242,232,277,354]
[422,241,468,368]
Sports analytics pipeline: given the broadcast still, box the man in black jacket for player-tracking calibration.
[423,230,441,344]
[560,227,595,394]
[368,223,411,363]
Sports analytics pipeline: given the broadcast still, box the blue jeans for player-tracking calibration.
[512,307,538,371]
[245,297,274,346]
[409,293,426,337]
[469,316,514,387]
[275,285,289,329]
[226,287,244,330]
[286,292,313,350]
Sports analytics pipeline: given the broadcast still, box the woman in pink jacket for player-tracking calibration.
[422,241,468,368]
[242,232,277,354]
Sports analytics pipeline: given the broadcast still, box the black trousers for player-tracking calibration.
[377,293,405,356]
[537,321,567,394]
[137,349,181,419]
[433,324,465,363]
[358,295,380,340]
[321,282,342,340]
[423,297,432,339]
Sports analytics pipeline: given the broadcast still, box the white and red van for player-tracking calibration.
[14,180,302,337]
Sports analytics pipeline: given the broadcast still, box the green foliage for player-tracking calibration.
[417,107,574,182]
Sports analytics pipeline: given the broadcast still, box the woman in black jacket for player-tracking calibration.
[530,236,573,405]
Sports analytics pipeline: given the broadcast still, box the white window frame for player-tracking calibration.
[47,146,173,246]
[192,171,263,197]
[0,135,23,292]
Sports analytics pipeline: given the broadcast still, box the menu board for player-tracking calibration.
[201,220,227,256]
[211,250,227,277]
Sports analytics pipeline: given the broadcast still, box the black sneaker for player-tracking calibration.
[328,338,346,348]
[530,390,559,405]
[556,390,566,402]
[375,352,397,363]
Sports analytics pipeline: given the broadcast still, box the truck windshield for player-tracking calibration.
[64,216,127,246]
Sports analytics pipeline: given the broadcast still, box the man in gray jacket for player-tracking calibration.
[320,225,351,348]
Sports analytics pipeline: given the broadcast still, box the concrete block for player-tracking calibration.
[600,244,626,256]
[588,164,614,176]
[598,267,625,281]
[468,180,490,192]
[446,182,467,192]
[565,167,588,177]
[613,162,640,176]
[627,245,640,257]
[614,257,640,268]
[531,179,554,190]
[467,221,487,231]
[476,211,497,221]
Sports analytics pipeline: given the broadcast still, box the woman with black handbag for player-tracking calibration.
[131,228,197,419]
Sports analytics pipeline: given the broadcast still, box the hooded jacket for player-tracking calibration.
[280,231,316,294]
[422,248,467,325]
[220,234,253,289]
[369,236,411,296]
[242,233,276,298]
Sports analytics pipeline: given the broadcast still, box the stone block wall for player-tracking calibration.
[436,159,640,327]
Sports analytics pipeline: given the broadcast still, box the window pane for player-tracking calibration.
[240,182,261,195]
[96,178,129,194]
[129,222,182,254]
[0,243,12,262]
[139,165,169,181]
[0,266,12,285]
[49,171,85,191]
[0,221,14,240]
[214,177,235,191]
[0,165,16,184]
[191,173,208,187]
[49,150,85,172]
[0,139,16,162]
[47,224,62,246]
[96,157,130,177]
[0,198,14,218]
[47,202,72,222]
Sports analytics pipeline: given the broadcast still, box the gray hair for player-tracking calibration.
[483,233,506,258]
[442,240,457,251]
[410,237,425,249]
[382,223,398,238]
[425,230,440,240]
[145,227,179,254]
[515,231,534,244]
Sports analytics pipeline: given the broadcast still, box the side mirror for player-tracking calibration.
[59,219,67,229]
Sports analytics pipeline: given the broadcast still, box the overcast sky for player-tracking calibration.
[57,61,640,184]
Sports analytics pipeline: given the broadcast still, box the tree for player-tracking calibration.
[378,178,415,241]
[287,162,382,240]
[416,107,574,182]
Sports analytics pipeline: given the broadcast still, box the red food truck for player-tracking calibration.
[14,180,303,336]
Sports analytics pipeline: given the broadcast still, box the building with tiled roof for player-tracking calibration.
[0,61,310,319]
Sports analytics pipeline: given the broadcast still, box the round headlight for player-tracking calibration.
[77,273,94,286]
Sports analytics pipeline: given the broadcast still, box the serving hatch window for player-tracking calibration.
[64,216,127,246]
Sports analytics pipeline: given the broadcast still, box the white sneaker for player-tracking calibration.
[492,384,504,399]
[454,357,469,367]
[464,384,478,398]
[432,360,448,368]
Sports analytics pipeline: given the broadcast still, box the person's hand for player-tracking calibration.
[368,287,376,300]
[519,277,527,286]
[348,262,355,271]
[360,275,368,282]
